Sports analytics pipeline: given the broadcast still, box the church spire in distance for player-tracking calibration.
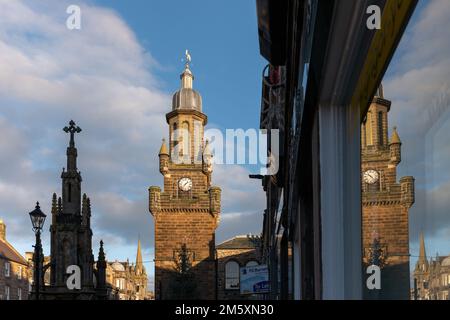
[135,237,144,275]
[416,232,429,272]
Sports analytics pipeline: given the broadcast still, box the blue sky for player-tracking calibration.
[92,0,266,133]
[0,0,267,289]
[1,0,450,291]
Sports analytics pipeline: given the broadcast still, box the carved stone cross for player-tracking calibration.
[63,120,82,147]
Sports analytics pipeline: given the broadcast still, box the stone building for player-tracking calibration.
[106,240,149,300]
[216,235,261,300]
[361,86,415,299]
[255,0,417,300]
[413,234,450,300]
[0,219,31,300]
[427,256,450,300]
[149,52,221,300]
[31,121,109,300]
[25,252,51,287]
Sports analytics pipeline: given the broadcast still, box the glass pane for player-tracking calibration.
[361,1,450,300]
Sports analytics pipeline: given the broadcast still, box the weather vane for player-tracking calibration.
[185,49,191,66]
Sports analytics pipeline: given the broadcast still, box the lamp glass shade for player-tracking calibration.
[29,203,46,231]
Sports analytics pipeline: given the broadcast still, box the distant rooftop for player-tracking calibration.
[216,234,261,250]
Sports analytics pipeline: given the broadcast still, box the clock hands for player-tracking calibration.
[179,178,192,191]
[364,170,378,184]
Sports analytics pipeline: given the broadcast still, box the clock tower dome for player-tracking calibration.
[149,52,221,300]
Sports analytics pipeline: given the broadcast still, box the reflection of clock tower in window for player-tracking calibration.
[361,85,415,300]
[149,52,221,300]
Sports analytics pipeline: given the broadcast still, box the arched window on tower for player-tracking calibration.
[194,120,202,162]
[172,122,178,151]
[68,183,72,202]
[225,261,240,290]
[366,112,373,146]
[378,111,384,146]
[181,121,190,161]
[362,122,367,147]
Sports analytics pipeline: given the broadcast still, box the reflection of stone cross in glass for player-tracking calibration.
[63,120,82,147]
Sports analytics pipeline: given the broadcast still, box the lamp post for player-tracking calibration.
[29,202,46,300]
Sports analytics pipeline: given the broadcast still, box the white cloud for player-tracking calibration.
[383,0,450,260]
[0,0,167,260]
[0,0,265,274]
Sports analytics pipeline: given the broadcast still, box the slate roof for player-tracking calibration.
[216,235,261,250]
[0,238,29,265]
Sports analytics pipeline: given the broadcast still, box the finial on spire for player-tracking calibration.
[63,120,82,148]
[159,138,169,156]
[57,196,62,214]
[52,193,57,215]
[98,240,105,261]
[376,83,384,98]
[185,49,191,67]
[203,139,212,157]
[390,126,401,144]
[180,50,194,89]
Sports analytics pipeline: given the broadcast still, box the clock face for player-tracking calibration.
[178,177,192,192]
[363,170,379,184]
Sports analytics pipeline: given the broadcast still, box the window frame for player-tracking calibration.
[18,266,22,280]
[224,260,240,291]
[5,261,10,277]
[5,286,10,300]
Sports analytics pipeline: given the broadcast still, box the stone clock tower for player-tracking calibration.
[361,85,415,300]
[149,53,221,300]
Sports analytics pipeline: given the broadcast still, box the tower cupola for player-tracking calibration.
[171,50,202,112]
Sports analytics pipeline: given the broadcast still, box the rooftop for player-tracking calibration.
[0,238,28,266]
[216,234,261,250]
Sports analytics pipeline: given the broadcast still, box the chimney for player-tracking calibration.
[0,219,6,241]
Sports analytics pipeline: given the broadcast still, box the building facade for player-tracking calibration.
[106,240,149,300]
[427,256,450,300]
[31,121,109,300]
[149,54,221,300]
[0,219,31,300]
[413,234,450,300]
[216,235,261,300]
[257,64,288,300]
[361,87,415,299]
[255,0,417,299]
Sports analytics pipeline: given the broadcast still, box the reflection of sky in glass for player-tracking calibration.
[383,0,450,272]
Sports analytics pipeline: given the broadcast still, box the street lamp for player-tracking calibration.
[29,202,46,300]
